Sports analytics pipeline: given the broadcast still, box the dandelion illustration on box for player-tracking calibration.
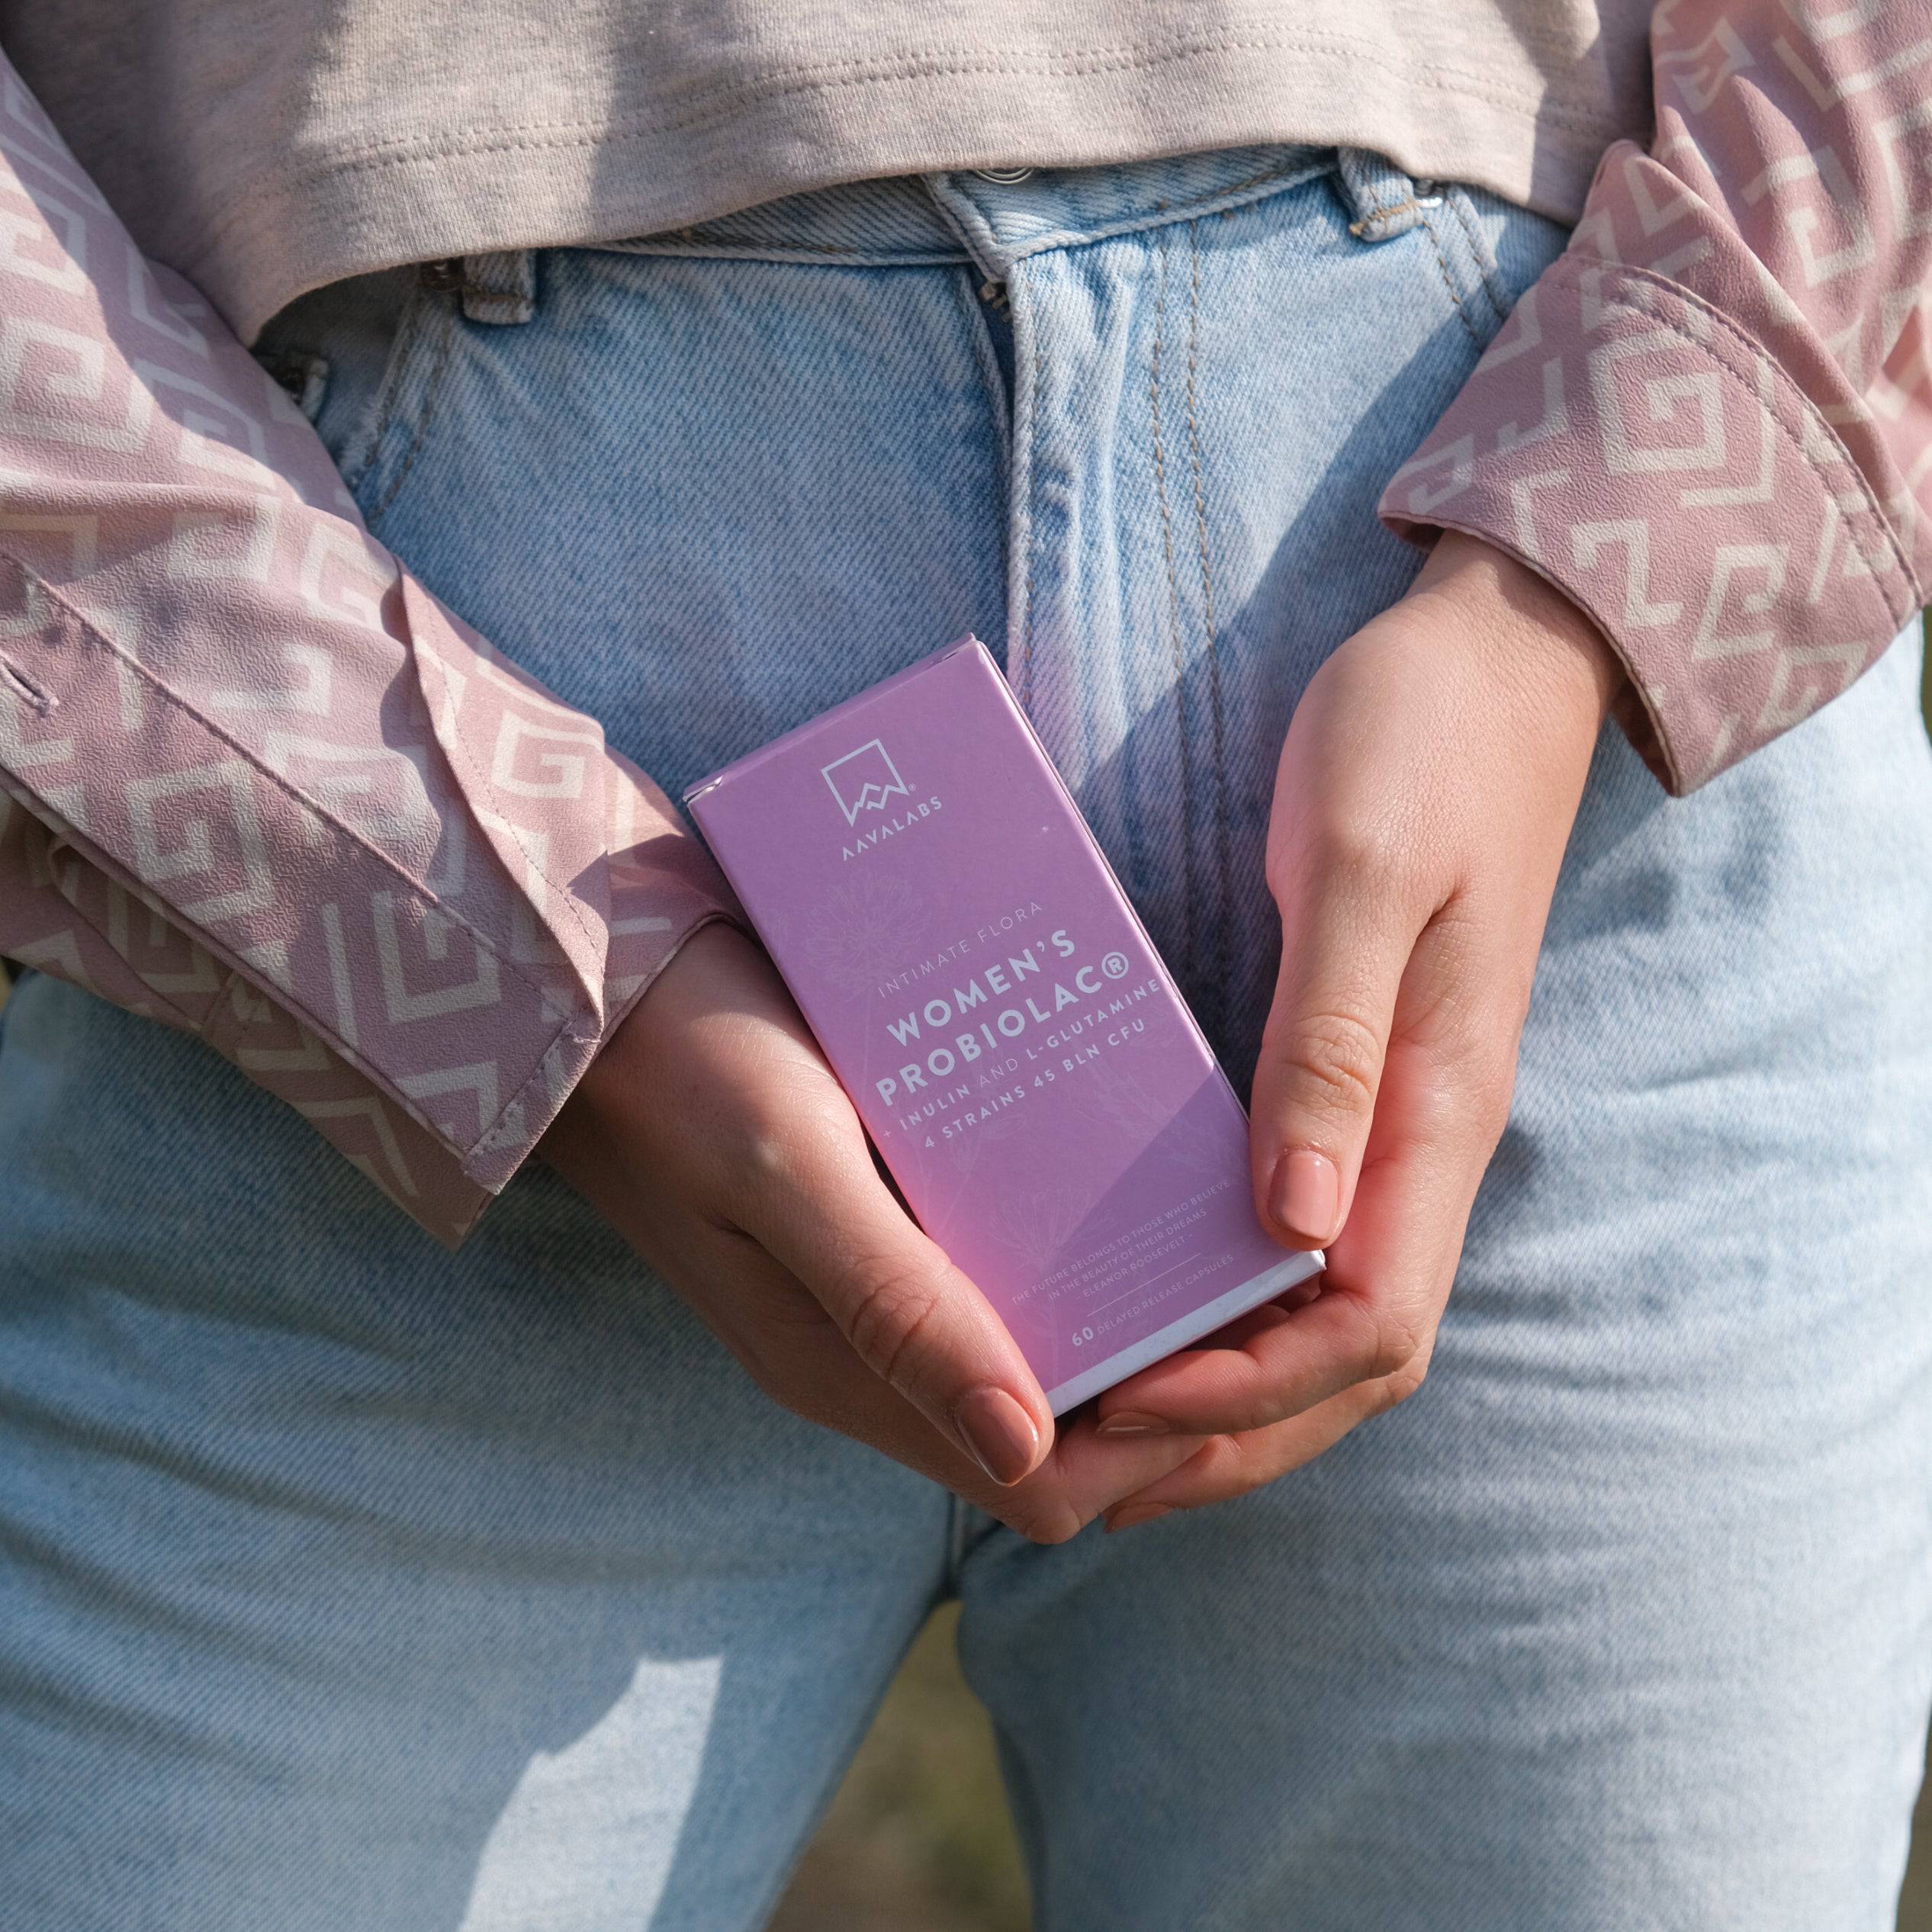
[801,872,924,993]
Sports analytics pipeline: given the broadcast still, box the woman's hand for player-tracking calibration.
[1091,531,1620,1526]
[539,920,1204,1543]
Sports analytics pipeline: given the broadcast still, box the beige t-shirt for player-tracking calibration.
[0,2,1654,342]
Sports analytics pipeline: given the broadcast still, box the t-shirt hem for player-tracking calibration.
[189,39,1619,339]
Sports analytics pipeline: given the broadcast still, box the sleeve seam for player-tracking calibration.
[0,790,212,1029]
[463,902,737,1168]
[0,552,569,1013]
[394,580,603,974]
[1544,252,1923,628]
[0,660,589,1171]
[1383,249,1921,791]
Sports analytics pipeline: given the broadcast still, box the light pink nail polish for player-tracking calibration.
[1095,1410,1170,1436]
[953,1385,1040,1486]
[1271,1147,1339,1246]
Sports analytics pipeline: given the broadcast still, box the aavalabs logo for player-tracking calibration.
[821,739,910,826]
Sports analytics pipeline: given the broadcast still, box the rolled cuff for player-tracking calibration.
[1378,255,1921,793]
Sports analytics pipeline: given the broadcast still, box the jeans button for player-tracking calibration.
[972,166,1034,185]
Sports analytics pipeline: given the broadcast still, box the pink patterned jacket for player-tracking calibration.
[1381,2,1932,789]
[0,5,1927,1245]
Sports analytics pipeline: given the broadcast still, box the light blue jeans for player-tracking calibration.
[4,147,1931,1931]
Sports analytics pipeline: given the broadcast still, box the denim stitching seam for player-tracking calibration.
[344,288,433,500]
[1183,220,1233,1024]
[950,265,1014,507]
[1443,186,1512,336]
[1346,197,1426,237]
[1008,273,1040,713]
[1417,205,1484,352]
[966,155,1331,278]
[369,298,458,529]
[1148,226,1198,979]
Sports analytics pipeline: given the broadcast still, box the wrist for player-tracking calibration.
[1407,529,1622,733]
[541,919,746,1168]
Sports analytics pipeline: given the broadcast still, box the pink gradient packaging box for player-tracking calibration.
[684,638,1321,1415]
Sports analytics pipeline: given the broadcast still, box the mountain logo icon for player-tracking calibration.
[822,739,911,825]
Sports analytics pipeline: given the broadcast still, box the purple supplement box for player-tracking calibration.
[684,638,1322,1415]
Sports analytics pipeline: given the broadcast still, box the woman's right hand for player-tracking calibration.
[539,920,1205,1542]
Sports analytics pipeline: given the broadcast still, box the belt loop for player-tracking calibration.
[458,249,538,325]
[1335,149,1435,243]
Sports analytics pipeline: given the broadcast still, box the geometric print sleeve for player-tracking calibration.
[0,59,740,1246]
[1381,0,1932,793]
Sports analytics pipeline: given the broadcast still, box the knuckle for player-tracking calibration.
[1432,989,1522,1084]
[1379,1355,1430,1410]
[1361,1305,1427,1386]
[1307,814,1413,896]
[724,1093,861,1212]
[1217,1389,1296,1435]
[1280,1009,1383,1120]
[1191,1434,1248,1486]
[1005,1496,1085,1546]
[731,1117,807,1203]
[834,1253,946,1390]
[1469,1071,1517,1146]
[1429,1036,1517,1156]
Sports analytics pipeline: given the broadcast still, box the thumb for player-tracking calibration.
[1252,837,1419,1249]
[751,1128,1053,1487]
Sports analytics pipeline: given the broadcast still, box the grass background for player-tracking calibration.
[769,641,1932,1931]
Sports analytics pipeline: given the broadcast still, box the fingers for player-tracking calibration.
[1027,1408,1217,1542]
[661,1218,1206,1538]
[1093,1266,1416,1436]
[1099,1339,1435,1529]
[738,1114,1054,1487]
[1102,908,1516,1439]
[1249,809,1431,1252]
[557,918,1206,1534]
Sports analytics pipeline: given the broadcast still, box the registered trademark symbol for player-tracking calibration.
[1101,951,1130,979]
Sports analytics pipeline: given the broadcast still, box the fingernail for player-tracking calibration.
[1271,1148,1340,1245]
[1104,1502,1174,1533]
[953,1386,1040,1487]
[1095,1410,1170,1436]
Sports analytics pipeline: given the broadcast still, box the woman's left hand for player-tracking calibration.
[1091,529,1622,1529]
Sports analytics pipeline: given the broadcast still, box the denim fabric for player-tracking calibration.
[3,149,1930,1931]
